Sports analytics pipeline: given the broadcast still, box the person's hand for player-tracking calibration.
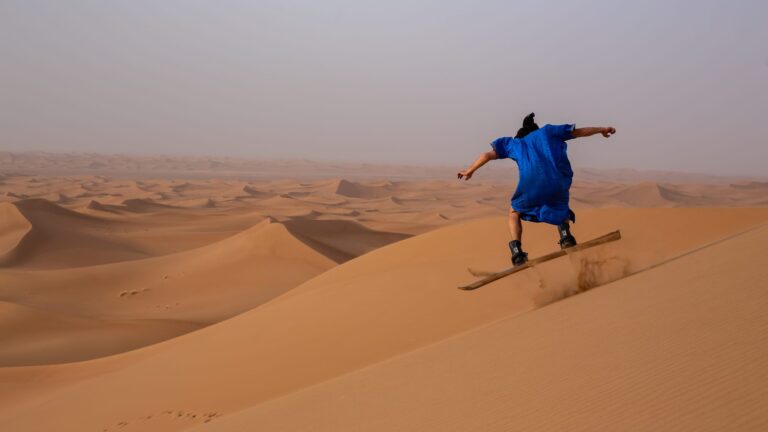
[457,169,473,180]
[601,127,616,137]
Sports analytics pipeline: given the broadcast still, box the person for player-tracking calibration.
[457,113,616,266]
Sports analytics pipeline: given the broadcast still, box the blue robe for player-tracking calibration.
[491,124,576,225]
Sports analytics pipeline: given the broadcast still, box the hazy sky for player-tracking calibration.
[1,0,766,175]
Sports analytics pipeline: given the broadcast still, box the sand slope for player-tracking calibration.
[281,216,411,263]
[0,214,341,365]
[0,208,766,431]
[199,224,768,432]
[0,203,31,256]
[1,199,154,269]
[0,301,202,367]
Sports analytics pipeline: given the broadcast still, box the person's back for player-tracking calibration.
[457,113,616,266]
[491,123,577,225]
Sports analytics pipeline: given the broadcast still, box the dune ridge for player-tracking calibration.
[281,217,411,263]
[0,203,31,256]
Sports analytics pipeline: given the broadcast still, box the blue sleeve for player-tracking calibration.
[545,124,576,141]
[490,137,520,160]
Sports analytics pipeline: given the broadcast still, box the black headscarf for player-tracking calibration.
[515,113,539,138]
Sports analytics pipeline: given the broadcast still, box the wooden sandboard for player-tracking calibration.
[458,230,622,290]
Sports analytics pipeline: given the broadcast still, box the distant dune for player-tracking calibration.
[334,178,396,198]
[2,151,764,183]
[0,202,31,256]
[0,198,153,269]
[281,216,411,263]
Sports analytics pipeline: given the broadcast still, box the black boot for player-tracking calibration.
[557,222,577,249]
[509,240,528,266]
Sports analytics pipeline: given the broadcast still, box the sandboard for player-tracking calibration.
[458,230,621,290]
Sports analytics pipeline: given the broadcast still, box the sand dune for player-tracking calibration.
[202,225,768,432]
[281,216,411,263]
[241,185,275,199]
[570,180,768,208]
[0,199,154,269]
[0,217,337,365]
[1,207,766,431]
[1,216,337,318]
[1,198,258,269]
[334,179,396,198]
[614,182,676,206]
[0,203,31,256]
[0,301,202,367]
[120,198,185,212]
[0,158,767,431]
[731,181,768,190]
[1,185,412,362]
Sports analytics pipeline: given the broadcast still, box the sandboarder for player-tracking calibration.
[457,113,616,266]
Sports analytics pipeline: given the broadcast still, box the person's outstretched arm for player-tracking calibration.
[572,126,616,138]
[458,150,497,180]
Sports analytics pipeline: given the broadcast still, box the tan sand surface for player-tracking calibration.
[199,224,768,432]
[0,154,766,430]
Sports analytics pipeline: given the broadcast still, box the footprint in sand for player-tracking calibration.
[118,288,150,298]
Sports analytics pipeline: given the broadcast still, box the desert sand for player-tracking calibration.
[0,152,767,431]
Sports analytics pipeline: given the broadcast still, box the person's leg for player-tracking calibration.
[508,209,528,265]
[508,208,522,241]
